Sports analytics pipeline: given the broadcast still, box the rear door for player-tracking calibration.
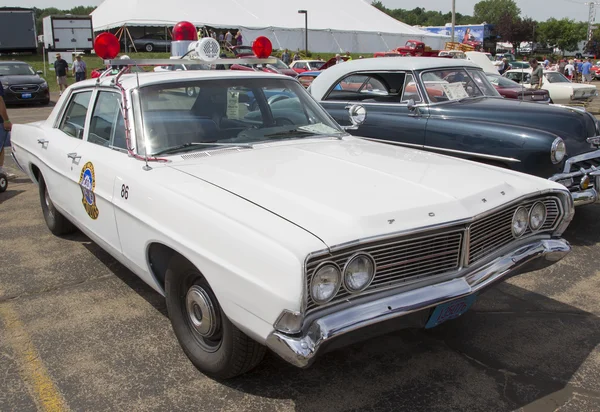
[320,71,427,147]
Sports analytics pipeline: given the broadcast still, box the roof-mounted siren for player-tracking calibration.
[94,32,121,60]
[252,36,273,58]
[187,37,221,61]
[171,21,198,57]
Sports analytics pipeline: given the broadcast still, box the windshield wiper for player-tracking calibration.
[153,142,253,156]
[262,129,317,139]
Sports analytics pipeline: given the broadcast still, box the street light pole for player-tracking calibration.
[298,10,308,56]
[451,0,456,43]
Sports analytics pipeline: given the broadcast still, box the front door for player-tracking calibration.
[64,89,126,257]
[319,71,427,147]
[42,90,93,217]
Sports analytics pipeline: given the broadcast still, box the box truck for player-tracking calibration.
[0,8,37,54]
[43,15,93,52]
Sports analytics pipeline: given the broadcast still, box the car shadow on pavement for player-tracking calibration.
[562,204,600,246]
[0,189,25,204]
[220,283,600,411]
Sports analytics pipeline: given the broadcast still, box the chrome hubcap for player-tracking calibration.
[185,285,218,338]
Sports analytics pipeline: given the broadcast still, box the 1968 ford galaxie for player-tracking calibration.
[11,59,573,379]
[309,57,600,207]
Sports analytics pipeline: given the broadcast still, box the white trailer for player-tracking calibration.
[43,15,93,52]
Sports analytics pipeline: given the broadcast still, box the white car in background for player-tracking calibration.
[289,59,326,73]
[10,58,574,380]
[503,68,598,105]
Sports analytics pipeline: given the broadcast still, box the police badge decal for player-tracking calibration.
[79,161,99,219]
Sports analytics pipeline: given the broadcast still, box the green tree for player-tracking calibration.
[537,18,587,53]
[473,0,521,25]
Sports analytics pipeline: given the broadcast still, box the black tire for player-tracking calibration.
[165,255,266,379]
[38,174,76,235]
[0,173,7,193]
[145,43,154,52]
[186,87,197,97]
[40,99,50,106]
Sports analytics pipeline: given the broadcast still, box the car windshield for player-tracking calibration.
[310,61,325,69]
[269,58,289,69]
[420,68,500,103]
[0,63,35,76]
[138,77,345,155]
[545,72,571,83]
[486,74,521,88]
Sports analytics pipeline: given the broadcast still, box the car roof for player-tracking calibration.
[0,61,29,65]
[70,69,293,91]
[310,57,480,100]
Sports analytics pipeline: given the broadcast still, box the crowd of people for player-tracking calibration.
[543,57,596,83]
[197,28,244,47]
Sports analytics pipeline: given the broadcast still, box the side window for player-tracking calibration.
[88,92,127,150]
[58,91,93,139]
[401,73,421,102]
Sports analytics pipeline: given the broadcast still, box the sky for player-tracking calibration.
[10,0,596,23]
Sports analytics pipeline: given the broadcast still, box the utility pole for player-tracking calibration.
[451,0,456,43]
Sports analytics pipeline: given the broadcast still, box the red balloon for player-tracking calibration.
[94,32,120,60]
[252,36,272,59]
[173,21,198,41]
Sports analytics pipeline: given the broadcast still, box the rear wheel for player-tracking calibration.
[165,255,266,379]
[38,174,76,235]
[145,43,154,52]
[0,172,7,193]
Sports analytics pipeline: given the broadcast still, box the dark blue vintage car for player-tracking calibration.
[308,57,600,207]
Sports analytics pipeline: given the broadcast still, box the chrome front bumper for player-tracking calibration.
[550,147,600,206]
[266,238,570,368]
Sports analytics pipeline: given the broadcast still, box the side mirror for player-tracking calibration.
[36,70,43,75]
[407,99,416,110]
[342,104,366,130]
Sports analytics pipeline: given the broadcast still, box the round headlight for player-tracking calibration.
[551,137,566,164]
[529,202,547,231]
[512,206,529,238]
[343,253,375,293]
[310,263,341,305]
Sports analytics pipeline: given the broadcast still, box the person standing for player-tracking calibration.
[54,53,69,96]
[582,58,593,84]
[0,82,14,180]
[559,58,567,75]
[577,59,584,83]
[225,30,233,46]
[345,51,353,61]
[72,55,87,82]
[529,59,544,90]
[565,59,575,81]
[281,49,291,65]
[235,30,243,46]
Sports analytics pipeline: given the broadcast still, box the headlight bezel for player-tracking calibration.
[529,201,547,232]
[39,81,49,89]
[342,252,376,293]
[551,137,566,164]
[512,206,529,238]
[310,262,342,305]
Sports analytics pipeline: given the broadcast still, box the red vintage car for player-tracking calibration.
[486,73,551,103]
[230,56,298,77]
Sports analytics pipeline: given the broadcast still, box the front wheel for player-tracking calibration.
[0,172,7,193]
[38,174,76,235]
[165,256,266,379]
[145,43,154,52]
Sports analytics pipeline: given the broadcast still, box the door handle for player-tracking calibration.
[67,152,81,161]
[37,138,49,146]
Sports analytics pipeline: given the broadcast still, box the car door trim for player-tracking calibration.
[362,138,521,163]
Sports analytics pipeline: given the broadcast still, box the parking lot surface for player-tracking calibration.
[2,94,600,411]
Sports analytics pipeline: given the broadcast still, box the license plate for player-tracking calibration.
[425,294,477,329]
[21,93,32,99]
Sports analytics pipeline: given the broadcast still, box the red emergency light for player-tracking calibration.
[252,36,273,59]
[94,32,120,60]
[173,21,198,41]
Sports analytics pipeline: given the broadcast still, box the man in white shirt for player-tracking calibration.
[564,60,575,81]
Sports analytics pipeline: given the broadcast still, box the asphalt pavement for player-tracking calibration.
[2,93,600,411]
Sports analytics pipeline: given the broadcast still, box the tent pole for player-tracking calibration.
[126,27,137,53]
[451,0,456,43]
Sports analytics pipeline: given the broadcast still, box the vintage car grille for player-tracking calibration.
[305,230,463,311]
[8,84,40,93]
[568,157,600,175]
[305,196,563,313]
[468,197,561,265]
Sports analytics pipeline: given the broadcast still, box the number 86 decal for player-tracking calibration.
[121,184,129,200]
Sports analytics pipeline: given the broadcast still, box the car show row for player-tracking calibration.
[6,29,596,379]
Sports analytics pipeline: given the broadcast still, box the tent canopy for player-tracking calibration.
[91,0,448,53]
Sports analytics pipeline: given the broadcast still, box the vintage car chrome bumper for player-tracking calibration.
[266,237,570,368]
[549,147,600,206]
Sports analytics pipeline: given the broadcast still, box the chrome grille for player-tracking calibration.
[468,197,561,265]
[9,84,40,93]
[569,157,600,174]
[305,230,463,311]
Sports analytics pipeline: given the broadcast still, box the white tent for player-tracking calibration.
[91,0,449,53]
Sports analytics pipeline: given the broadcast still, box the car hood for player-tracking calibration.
[169,138,555,247]
[0,75,45,85]
[433,97,597,155]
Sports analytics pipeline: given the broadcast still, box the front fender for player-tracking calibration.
[425,117,561,177]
